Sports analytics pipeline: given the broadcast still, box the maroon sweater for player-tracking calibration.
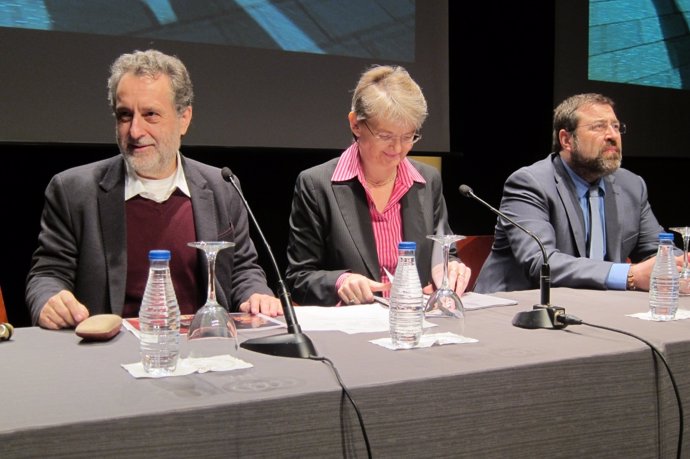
[122,190,202,317]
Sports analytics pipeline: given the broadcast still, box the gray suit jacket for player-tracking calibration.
[26,155,273,324]
[286,156,454,306]
[474,153,664,293]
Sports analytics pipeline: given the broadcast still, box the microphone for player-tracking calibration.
[0,322,13,341]
[221,167,317,358]
[459,184,566,329]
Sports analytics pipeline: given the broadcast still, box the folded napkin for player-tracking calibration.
[122,354,253,378]
[627,309,690,322]
[371,332,478,350]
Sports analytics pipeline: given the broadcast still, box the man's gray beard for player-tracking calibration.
[121,149,170,178]
[570,140,621,180]
[122,152,148,175]
[571,153,621,179]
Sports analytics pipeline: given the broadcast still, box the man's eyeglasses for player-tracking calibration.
[575,121,627,135]
[363,121,422,145]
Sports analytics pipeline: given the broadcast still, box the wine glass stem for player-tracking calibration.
[440,242,451,289]
[206,250,218,304]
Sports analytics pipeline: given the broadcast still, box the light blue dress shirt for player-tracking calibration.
[561,161,629,290]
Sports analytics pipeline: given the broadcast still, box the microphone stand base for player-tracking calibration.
[240,332,317,359]
[512,305,567,330]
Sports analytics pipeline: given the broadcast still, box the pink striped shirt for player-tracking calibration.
[332,143,425,296]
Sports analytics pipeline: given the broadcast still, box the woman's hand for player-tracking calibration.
[338,273,391,305]
[431,261,471,296]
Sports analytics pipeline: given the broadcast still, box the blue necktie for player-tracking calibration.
[588,185,604,260]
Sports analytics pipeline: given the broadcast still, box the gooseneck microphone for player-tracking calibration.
[222,167,317,358]
[459,184,567,329]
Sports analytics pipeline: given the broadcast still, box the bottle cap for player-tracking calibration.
[398,241,416,250]
[148,249,171,260]
[658,232,674,240]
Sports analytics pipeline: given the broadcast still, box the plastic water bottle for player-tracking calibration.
[649,232,680,321]
[139,250,181,375]
[389,241,424,349]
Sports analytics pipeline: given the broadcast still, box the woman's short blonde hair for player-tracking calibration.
[351,65,428,130]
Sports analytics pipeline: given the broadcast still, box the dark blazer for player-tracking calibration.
[474,153,664,293]
[286,156,454,306]
[26,155,273,324]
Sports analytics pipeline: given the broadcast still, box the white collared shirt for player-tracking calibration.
[124,152,191,203]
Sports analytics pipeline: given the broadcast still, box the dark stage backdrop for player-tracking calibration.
[0,1,450,152]
[554,0,690,158]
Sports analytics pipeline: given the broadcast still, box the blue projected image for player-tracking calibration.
[0,0,415,61]
[589,0,690,90]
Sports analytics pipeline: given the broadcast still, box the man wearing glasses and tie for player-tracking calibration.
[475,93,681,294]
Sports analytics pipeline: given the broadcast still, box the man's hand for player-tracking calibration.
[38,290,90,329]
[629,257,657,291]
[239,293,283,317]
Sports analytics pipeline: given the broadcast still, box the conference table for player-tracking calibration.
[3,288,690,458]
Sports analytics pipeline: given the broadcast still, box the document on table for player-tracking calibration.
[122,313,285,339]
[371,292,518,311]
[293,293,516,334]
[294,304,437,334]
[461,292,518,310]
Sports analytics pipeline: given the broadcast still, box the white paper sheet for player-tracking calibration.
[294,304,438,334]
[371,292,517,311]
[461,292,518,310]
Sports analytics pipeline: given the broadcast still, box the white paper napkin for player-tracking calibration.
[370,332,478,350]
[122,354,253,378]
[627,309,690,321]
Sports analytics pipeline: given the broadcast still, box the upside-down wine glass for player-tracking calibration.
[186,241,239,356]
[425,235,466,333]
[669,227,690,296]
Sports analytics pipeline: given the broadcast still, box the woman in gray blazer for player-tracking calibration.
[286,65,470,306]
